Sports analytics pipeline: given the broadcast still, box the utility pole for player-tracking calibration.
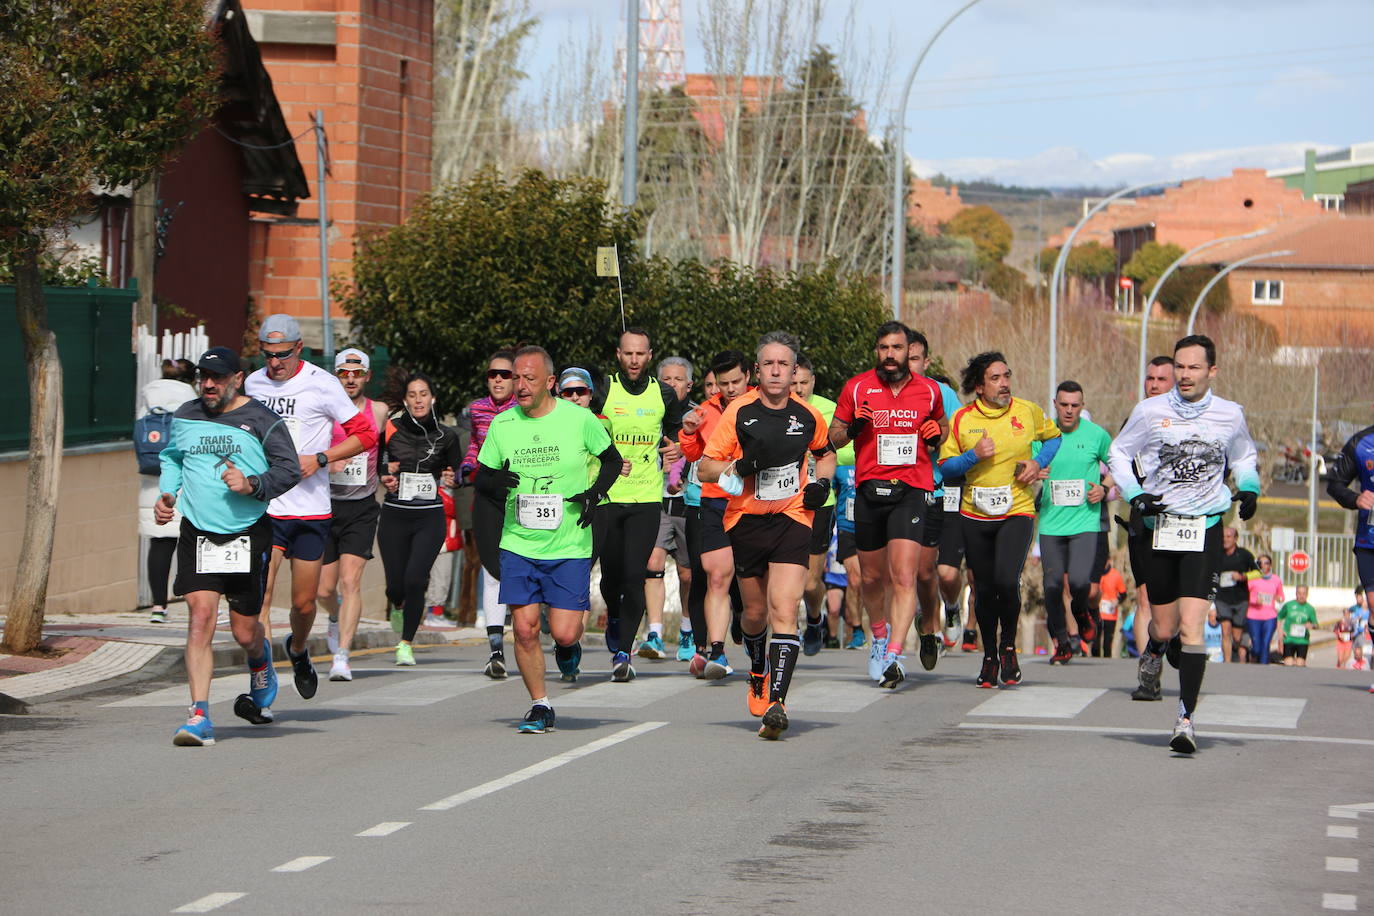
[314,110,334,361]
[622,0,639,209]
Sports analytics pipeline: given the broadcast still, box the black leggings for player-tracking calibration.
[378,505,446,642]
[963,516,1035,659]
[1040,532,1096,644]
[148,537,177,607]
[684,506,708,651]
[600,502,662,653]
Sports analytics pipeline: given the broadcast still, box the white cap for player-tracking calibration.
[335,347,370,371]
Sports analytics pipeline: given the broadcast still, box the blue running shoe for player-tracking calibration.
[868,637,888,683]
[248,639,278,709]
[845,629,866,650]
[557,643,582,683]
[517,704,556,734]
[703,652,734,680]
[172,708,214,747]
[611,651,636,682]
[637,632,667,660]
[676,630,695,662]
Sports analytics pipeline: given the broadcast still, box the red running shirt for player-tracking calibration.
[834,369,944,490]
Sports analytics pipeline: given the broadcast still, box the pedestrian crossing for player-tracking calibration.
[968,686,1105,719]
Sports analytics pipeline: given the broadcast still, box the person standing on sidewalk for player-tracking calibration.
[157,347,301,745]
[139,359,197,624]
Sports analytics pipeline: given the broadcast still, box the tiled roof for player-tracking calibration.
[1188,215,1374,269]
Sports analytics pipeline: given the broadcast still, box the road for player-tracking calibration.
[2,641,1371,915]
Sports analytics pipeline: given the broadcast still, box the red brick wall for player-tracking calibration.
[908,179,965,234]
[1226,267,1374,347]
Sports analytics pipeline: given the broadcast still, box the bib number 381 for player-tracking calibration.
[517,494,563,530]
[1153,514,1205,553]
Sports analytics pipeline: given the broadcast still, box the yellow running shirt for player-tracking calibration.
[939,397,1059,519]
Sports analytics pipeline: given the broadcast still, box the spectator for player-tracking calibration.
[1245,554,1284,665]
[1278,585,1318,667]
[1350,588,1370,667]
[1333,606,1357,669]
[139,359,198,624]
[1094,558,1127,658]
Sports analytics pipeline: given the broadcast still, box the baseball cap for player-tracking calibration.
[258,313,301,342]
[558,367,594,392]
[336,347,370,371]
[196,346,242,376]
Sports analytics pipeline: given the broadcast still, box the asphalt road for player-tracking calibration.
[3,641,1371,915]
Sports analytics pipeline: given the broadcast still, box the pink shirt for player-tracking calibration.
[1246,574,1285,621]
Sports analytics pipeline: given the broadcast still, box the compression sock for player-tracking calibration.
[767,634,801,704]
[192,700,210,717]
[743,629,768,675]
[487,625,505,655]
[871,621,890,643]
[1178,644,1207,718]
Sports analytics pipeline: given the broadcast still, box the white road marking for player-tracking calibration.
[1200,694,1306,729]
[556,677,698,709]
[172,892,246,913]
[105,674,245,708]
[1328,825,1359,839]
[1323,893,1357,911]
[958,723,1374,747]
[1327,857,1359,873]
[322,676,501,707]
[356,822,411,837]
[967,686,1105,719]
[1331,801,1374,818]
[271,856,331,873]
[784,680,890,713]
[420,721,667,811]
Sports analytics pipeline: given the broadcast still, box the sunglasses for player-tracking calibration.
[336,368,366,379]
[560,387,590,398]
[487,368,514,380]
[262,347,296,361]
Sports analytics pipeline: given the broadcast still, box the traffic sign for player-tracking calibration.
[1120,277,1134,289]
[1288,551,1310,575]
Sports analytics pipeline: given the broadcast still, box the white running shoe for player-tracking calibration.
[149,607,167,624]
[327,618,340,654]
[328,653,352,681]
[427,614,457,629]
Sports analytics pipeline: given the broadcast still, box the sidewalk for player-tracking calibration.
[0,606,488,705]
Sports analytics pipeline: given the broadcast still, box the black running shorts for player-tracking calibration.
[1142,520,1223,606]
[174,515,272,615]
[809,505,835,555]
[937,502,965,568]
[699,496,731,554]
[324,496,381,563]
[1090,530,1110,581]
[853,481,932,553]
[729,515,811,578]
[837,529,858,563]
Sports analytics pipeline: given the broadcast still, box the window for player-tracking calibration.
[1315,194,1345,212]
[1252,279,1283,305]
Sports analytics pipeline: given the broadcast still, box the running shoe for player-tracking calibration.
[1132,651,1163,701]
[1169,714,1197,754]
[427,613,457,629]
[484,652,508,680]
[976,656,999,688]
[282,633,318,699]
[747,672,769,717]
[942,628,958,649]
[1074,611,1097,644]
[557,643,582,683]
[703,652,733,680]
[604,617,620,655]
[611,651,636,682]
[172,708,214,747]
[824,635,841,650]
[1165,635,1182,670]
[688,652,707,678]
[676,630,695,662]
[395,643,416,666]
[962,629,979,652]
[919,633,941,671]
[803,620,824,657]
[1049,641,1074,666]
[518,704,556,734]
[730,612,743,646]
[247,639,277,709]
[999,648,1022,686]
[880,653,906,689]
[845,629,866,650]
[326,618,340,654]
[328,652,352,681]
[234,693,274,725]
[867,637,889,683]
[944,604,961,631]
[758,702,789,740]
[637,633,667,660]
[149,607,167,624]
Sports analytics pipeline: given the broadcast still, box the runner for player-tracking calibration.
[830,322,947,688]
[1212,526,1257,663]
[1278,585,1318,667]
[1036,381,1114,666]
[1108,334,1260,753]
[679,350,753,678]
[475,346,622,732]
[157,347,301,744]
[1326,410,1374,689]
[698,331,835,739]
[245,315,376,706]
[377,373,464,666]
[641,356,696,662]
[832,458,866,649]
[316,348,388,681]
[1126,355,1177,657]
[792,354,837,656]
[938,351,1061,688]
[600,328,688,682]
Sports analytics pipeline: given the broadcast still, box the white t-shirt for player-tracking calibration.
[246,361,361,518]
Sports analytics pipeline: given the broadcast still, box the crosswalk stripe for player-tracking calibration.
[172,892,247,913]
[105,674,246,708]
[1200,694,1306,729]
[322,675,501,707]
[784,679,889,713]
[968,686,1105,719]
[555,674,700,709]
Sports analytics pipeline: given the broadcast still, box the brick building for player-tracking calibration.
[244,0,434,349]
[907,178,965,234]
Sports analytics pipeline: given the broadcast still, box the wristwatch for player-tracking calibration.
[315,452,329,467]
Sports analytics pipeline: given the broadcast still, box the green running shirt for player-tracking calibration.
[1036,418,1113,537]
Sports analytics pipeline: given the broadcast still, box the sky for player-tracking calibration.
[516,0,1371,187]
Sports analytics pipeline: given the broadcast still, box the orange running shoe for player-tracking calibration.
[746,672,769,717]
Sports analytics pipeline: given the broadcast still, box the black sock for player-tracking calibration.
[710,640,725,659]
[768,633,801,704]
[743,629,767,675]
[1178,645,1207,718]
[487,625,504,656]
[1145,637,1168,657]
[554,642,577,663]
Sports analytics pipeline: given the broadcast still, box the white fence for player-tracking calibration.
[1237,531,1359,590]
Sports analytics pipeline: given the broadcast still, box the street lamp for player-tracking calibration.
[889,0,985,320]
[1185,250,1294,335]
[1046,177,1185,407]
[1134,227,1271,386]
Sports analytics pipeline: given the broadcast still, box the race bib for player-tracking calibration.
[843,494,855,522]
[517,493,563,530]
[1049,479,1085,507]
[330,453,367,486]
[877,434,918,466]
[943,486,960,513]
[1099,600,1117,618]
[756,464,801,501]
[1288,624,1307,638]
[196,536,250,574]
[399,472,437,501]
[1153,514,1205,552]
[281,416,304,448]
[688,462,701,487]
[972,485,1011,516]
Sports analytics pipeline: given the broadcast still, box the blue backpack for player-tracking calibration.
[134,408,173,475]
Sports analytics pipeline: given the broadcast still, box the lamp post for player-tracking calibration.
[622,0,639,209]
[889,0,985,320]
[1134,228,1271,387]
[1185,250,1294,335]
[1046,177,1184,407]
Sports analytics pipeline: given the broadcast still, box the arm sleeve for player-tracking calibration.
[1326,435,1363,509]
[257,419,304,501]
[1036,436,1062,467]
[660,381,687,441]
[1108,405,1150,502]
[940,449,979,478]
[590,444,623,495]
[1227,409,1261,494]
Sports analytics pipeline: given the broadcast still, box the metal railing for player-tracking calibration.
[1238,531,1358,589]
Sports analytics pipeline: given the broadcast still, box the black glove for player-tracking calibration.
[475,459,519,501]
[734,454,762,478]
[567,489,603,529]
[1233,490,1258,521]
[1130,493,1167,518]
[802,479,830,510]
